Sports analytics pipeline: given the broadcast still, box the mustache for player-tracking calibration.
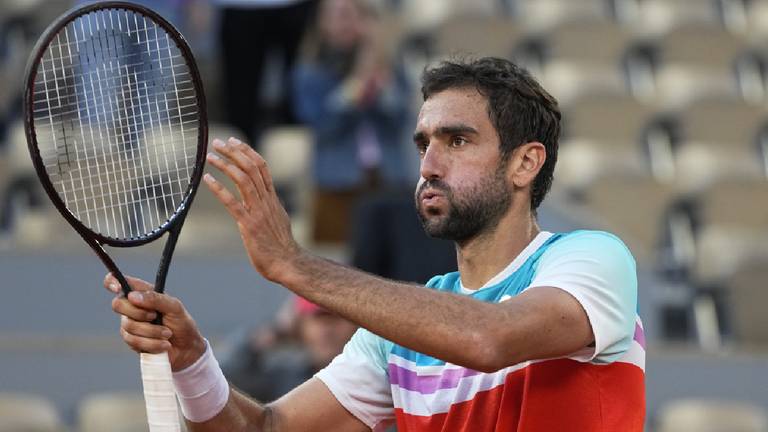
[416,179,451,198]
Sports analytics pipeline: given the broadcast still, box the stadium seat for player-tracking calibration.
[556,137,656,196]
[687,180,768,285]
[625,0,724,36]
[656,399,768,432]
[652,24,752,107]
[1,119,61,250]
[0,393,64,432]
[539,59,627,104]
[581,173,676,261]
[545,19,632,63]
[555,91,660,192]
[260,126,312,200]
[534,19,634,102]
[727,256,768,346]
[746,0,768,42]
[398,0,501,30]
[79,392,189,432]
[5,120,34,181]
[678,97,767,147]
[562,90,655,143]
[514,0,608,31]
[256,125,313,246]
[672,97,768,190]
[258,126,311,187]
[431,14,521,59]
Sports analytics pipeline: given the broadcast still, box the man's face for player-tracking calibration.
[413,87,513,242]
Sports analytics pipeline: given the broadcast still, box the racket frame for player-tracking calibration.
[23,0,209,296]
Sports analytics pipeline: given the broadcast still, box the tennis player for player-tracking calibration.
[108,57,645,431]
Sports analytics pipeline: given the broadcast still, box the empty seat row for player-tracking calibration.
[415,17,768,106]
[393,0,768,40]
[0,391,189,432]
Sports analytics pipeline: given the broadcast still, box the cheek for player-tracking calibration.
[416,177,425,191]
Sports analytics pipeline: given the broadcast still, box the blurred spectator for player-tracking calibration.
[292,0,412,243]
[217,0,317,145]
[220,296,357,402]
[0,7,29,151]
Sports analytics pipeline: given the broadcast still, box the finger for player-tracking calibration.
[104,273,120,294]
[121,316,173,340]
[112,296,158,322]
[126,290,185,317]
[225,140,291,237]
[213,137,270,202]
[104,273,154,294]
[203,173,248,221]
[228,138,275,194]
[125,276,155,292]
[207,144,262,206]
[120,327,171,354]
[222,138,283,224]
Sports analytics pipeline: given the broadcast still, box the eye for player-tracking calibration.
[450,136,468,147]
[415,140,428,155]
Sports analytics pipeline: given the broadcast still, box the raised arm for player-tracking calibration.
[204,138,594,372]
[106,275,368,432]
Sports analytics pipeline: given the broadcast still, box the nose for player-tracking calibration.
[419,142,445,180]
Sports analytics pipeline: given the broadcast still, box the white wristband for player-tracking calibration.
[172,339,230,423]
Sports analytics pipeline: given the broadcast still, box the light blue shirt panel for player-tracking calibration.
[528,230,638,364]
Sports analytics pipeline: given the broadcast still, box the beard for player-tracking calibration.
[415,163,512,243]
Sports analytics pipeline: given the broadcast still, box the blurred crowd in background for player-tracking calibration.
[1,0,768,431]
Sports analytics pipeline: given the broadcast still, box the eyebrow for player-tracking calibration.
[413,124,479,142]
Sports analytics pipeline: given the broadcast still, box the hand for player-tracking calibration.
[350,46,391,107]
[105,273,206,371]
[204,137,302,282]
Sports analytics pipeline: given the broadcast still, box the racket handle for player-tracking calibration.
[140,351,182,432]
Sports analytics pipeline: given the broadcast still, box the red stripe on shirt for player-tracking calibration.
[394,358,645,432]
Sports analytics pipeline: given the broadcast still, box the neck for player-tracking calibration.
[455,204,540,290]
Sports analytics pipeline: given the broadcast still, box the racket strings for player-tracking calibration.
[33,91,197,119]
[31,68,193,113]
[32,53,191,99]
[33,8,199,240]
[45,147,197,192]
[39,38,181,66]
[37,109,199,134]
[47,154,197,198]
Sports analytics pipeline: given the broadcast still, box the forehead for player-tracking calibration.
[416,87,492,134]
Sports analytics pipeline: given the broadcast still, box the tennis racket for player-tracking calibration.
[23,2,207,431]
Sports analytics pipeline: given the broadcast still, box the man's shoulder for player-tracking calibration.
[425,271,461,291]
[545,230,634,260]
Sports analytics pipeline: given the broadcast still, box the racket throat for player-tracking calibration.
[154,220,184,295]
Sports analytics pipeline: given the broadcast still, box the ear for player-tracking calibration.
[508,142,546,188]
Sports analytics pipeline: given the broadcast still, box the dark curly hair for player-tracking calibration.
[420,57,561,211]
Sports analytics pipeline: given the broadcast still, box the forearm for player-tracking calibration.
[185,389,273,432]
[203,139,585,372]
[276,253,517,371]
